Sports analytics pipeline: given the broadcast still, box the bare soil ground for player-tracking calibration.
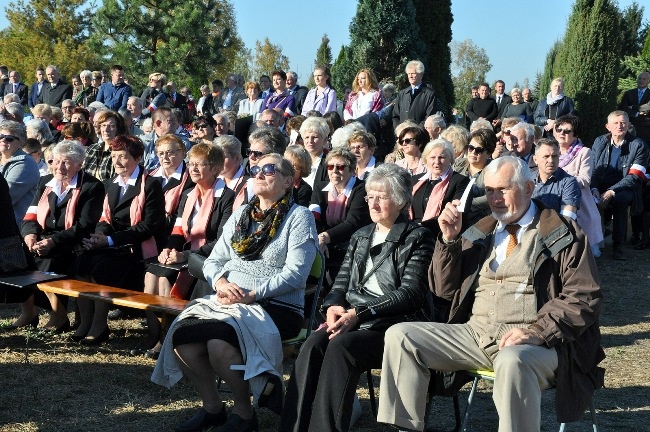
[1,242,648,432]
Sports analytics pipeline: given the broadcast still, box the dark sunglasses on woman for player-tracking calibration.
[250,163,277,177]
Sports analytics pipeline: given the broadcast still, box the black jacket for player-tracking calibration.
[392,85,443,129]
[2,82,29,105]
[38,81,73,108]
[322,218,435,329]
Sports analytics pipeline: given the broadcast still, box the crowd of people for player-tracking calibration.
[1,59,649,432]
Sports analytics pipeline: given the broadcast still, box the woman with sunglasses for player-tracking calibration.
[190,115,217,146]
[455,128,497,224]
[282,163,435,432]
[153,153,317,432]
[394,125,429,176]
[553,114,603,256]
[310,148,371,280]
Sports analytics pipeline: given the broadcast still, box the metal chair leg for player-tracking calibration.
[590,399,599,432]
[460,377,480,432]
[367,369,377,417]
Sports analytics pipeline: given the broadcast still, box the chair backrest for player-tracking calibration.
[304,250,325,339]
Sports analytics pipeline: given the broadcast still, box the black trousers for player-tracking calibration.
[607,189,634,244]
[279,327,385,432]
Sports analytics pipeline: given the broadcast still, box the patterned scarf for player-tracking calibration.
[558,139,584,169]
[231,192,293,260]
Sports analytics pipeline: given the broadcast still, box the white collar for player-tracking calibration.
[323,176,357,198]
[45,172,79,194]
[114,165,141,187]
[430,166,452,181]
[152,162,183,180]
[495,201,537,234]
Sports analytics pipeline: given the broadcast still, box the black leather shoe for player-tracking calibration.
[257,373,283,415]
[175,404,227,432]
[80,327,111,345]
[215,411,258,432]
[47,319,71,334]
[613,245,625,261]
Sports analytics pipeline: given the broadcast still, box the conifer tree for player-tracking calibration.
[307,34,333,88]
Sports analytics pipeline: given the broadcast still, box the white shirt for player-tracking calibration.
[151,162,183,188]
[45,173,79,205]
[490,201,537,271]
[114,165,141,199]
[305,154,323,188]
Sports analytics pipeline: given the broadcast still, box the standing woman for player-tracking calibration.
[535,78,574,137]
[553,114,603,256]
[196,85,210,116]
[394,125,429,176]
[17,141,104,331]
[72,135,166,344]
[237,81,263,120]
[84,111,127,181]
[343,69,383,121]
[301,66,337,116]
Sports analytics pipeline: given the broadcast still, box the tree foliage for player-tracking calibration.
[412,0,454,114]
[307,34,333,88]
[89,0,234,91]
[0,0,98,82]
[331,45,356,95]
[348,0,426,88]
[539,40,562,101]
[554,0,622,144]
[450,39,492,113]
[250,38,290,81]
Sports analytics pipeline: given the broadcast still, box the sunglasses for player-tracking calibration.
[467,145,486,154]
[0,133,17,143]
[327,163,348,171]
[195,124,209,129]
[250,163,277,177]
[247,149,267,159]
[555,127,573,134]
[398,138,415,145]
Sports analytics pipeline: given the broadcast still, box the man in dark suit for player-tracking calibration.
[202,79,224,118]
[38,65,73,108]
[619,71,650,144]
[166,81,190,123]
[2,71,29,106]
[28,67,46,111]
[493,79,512,131]
[286,71,308,115]
[466,83,498,126]
[392,60,445,129]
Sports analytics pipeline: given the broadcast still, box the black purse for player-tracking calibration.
[0,234,29,274]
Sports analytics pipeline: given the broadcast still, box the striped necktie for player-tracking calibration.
[505,224,520,257]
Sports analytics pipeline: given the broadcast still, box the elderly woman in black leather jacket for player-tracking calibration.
[279,163,436,432]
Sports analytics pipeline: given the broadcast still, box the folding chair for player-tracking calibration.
[461,369,599,432]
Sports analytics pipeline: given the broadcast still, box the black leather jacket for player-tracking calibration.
[322,216,435,330]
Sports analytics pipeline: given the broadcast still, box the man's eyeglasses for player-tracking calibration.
[555,127,574,135]
[467,145,486,154]
[247,149,267,159]
[327,164,348,171]
[398,138,415,146]
[0,133,17,143]
[250,163,277,177]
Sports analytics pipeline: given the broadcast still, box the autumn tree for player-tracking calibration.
[307,34,333,87]
[450,39,492,113]
[0,0,99,82]
[90,0,235,91]
[348,0,426,87]
[250,38,290,81]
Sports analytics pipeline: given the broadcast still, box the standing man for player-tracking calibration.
[96,65,132,111]
[492,80,512,130]
[591,110,648,260]
[522,87,538,115]
[38,65,72,108]
[139,107,191,171]
[466,83,498,126]
[286,71,308,115]
[2,71,28,106]
[619,71,650,143]
[28,68,46,112]
[166,81,189,123]
[392,60,445,129]
[377,156,604,432]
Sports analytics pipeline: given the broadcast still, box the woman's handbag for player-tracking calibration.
[0,234,29,274]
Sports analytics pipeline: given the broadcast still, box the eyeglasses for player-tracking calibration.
[188,161,212,169]
[364,195,391,203]
[467,145,486,154]
[327,163,348,171]
[349,144,367,152]
[503,130,511,135]
[247,149,267,159]
[195,124,209,129]
[398,138,415,146]
[250,163,277,177]
[555,127,573,134]
[0,133,17,143]
[157,149,180,158]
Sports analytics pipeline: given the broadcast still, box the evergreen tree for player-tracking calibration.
[331,45,356,95]
[412,0,454,115]
[307,34,333,88]
[619,30,650,94]
[539,40,562,101]
[0,0,98,81]
[554,0,622,144]
[348,0,426,87]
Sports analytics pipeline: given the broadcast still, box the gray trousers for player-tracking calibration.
[377,322,558,432]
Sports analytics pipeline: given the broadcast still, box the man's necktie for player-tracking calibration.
[505,224,520,257]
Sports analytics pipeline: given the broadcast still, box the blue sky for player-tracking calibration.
[1,0,648,95]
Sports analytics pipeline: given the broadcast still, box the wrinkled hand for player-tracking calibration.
[214,278,256,305]
[24,234,38,252]
[599,190,615,210]
[158,248,172,264]
[81,233,108,250]
[167,249,187,264]
[326,307,358,339]
[33,238,55,256]
[499,327,544,349]
[438,200,462,242]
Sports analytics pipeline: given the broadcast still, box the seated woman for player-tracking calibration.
[139,144,234,358]
[237,81,263,121]
[411,138,470,236]
[190,115,217,146]
[310,148,371,281]
[61,121,97,146]
[299,116,331,188]
[393,125,429,176]
[215,135,248,195]
[72,135,166,344]
[152,153,318,432]
[454,128,497,225]
[84,110,127,182]
[348,130,379,180]
[12,141,104,331]
[280,164,436,432]
[284,145,313,207]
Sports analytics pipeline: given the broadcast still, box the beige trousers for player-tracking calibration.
[377,322,558,432]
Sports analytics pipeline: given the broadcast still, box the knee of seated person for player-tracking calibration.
[494,345,533,372]
[384,322,413,345]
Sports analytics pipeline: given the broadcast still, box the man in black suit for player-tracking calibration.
[619,71,650,144]
[38,65,73,108]
[2,71,29,106]
[392,60,445,129]
[28,67,46,111]
[166,81,190,123]
[286,71,308,115]
[492,79,512,130]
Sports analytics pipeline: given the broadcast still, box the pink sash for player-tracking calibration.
[326,188,348,226]
[150,165,190,216]
[410,174,451,222]
[25,178,81,230]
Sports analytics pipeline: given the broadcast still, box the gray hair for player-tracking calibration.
[441,125,470,156]
[365,163,413,210]
[299,116,330,140]
[510,87,521,95]
[382,83,396,93]
[608,110,629,123]
[87,101,108,114]
[3,93,20,104]
[405,60,425,74]
[52,140,86,165]
[0,120,26,145]
[213,112,229,126]
[426,114,446,129]
[483,155,534,191]
[510,121,535,142]
[249,127,287,154]
[421,138,455,164]
[118,108,132,121]
[287,71,299,82]
[128,96,143,108]
[326,147,357,173]
[469,119,493,132]
[214,135,242,160]
[331,122,366,149]
[25,119,53,145]
[284,145,311,178]
[80,70,93,80]
[4,102,24,122]
[535,138,559,153]
[200,84,209,92]
[45,65,59,73]
[141,118,153,133]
